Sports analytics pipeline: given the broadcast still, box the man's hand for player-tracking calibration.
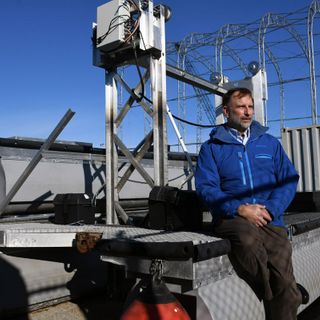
[237,204,272,227]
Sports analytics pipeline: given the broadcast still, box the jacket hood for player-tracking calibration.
[209,120,268,143]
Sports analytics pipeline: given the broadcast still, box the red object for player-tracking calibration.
[121,300,191,320]
[121,279,191,320]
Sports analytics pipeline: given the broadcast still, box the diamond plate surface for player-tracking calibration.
[0,223,222,247]
[197,274,265,320]
[194,255,233,287]
[292,228,320,313]
[102,226,221,244]
[0,223,110,247]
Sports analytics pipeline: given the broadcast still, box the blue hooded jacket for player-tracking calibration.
[195,121,299,227]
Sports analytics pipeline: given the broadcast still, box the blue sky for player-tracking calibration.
[0,0,316,148]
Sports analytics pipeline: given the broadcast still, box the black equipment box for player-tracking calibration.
[53,193,95,225]
[148,186,202,231]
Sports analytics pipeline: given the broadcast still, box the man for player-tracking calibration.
[195,88,308,320]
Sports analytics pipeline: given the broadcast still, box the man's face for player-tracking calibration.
[223,92,254,132]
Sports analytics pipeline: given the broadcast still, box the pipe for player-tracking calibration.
[2,198,149,215]
[0,157,5,204]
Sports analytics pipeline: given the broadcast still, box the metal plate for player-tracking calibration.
[0,223,222,248]
[0,223,108,247]
[101,226,221,245]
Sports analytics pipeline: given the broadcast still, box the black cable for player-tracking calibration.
[143,95,153,104]
[132,44,145,102]
[171,114,217,128]
[95,0,141,55]
[134,91,215,128]
[97,14,131,45]
[96,0,131,44]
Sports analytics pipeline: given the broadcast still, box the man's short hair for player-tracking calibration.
[222,88,253,107]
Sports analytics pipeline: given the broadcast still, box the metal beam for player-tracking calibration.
[117,130,153,192]
[114,134,154,188]
[166,64,226,96]
[0,109,75,216]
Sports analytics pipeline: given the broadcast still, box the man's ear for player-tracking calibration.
[223,105,229,118]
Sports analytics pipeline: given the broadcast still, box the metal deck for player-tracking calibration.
[0,213,320,319]
[0,223,223,247]
[0,223,109,248]
[0,211,319,248]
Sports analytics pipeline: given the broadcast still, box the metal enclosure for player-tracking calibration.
[282,125,320,192]
[96,0,130,51]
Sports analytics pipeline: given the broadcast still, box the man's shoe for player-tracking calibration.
[297,283,309,305]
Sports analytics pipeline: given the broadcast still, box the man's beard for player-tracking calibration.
[228,115,252,132]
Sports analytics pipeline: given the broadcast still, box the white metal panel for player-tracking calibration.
[301,128,313,191]
[293,129,303,191]
[282,125,320,192]
[0,147,193,202]
[311,127,320,190]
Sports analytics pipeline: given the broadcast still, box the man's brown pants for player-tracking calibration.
[213,217,301,320]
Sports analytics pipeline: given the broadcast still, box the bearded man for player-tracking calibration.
[195,87,308,320]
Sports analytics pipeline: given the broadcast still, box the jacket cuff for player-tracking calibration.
[262,201,277,220]
[224,200,243,218]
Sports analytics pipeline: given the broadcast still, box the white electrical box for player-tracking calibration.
[96,0,131,52]
[139,0,162,53]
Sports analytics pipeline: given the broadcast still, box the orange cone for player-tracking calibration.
[121,279,191,320]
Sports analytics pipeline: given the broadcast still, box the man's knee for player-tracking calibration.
[235,231,259,249]
[230,219,261,249]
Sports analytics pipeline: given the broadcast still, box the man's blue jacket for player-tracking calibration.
[195,121,299,227]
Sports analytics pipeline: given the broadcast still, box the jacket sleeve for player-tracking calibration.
[261,140,299,220]
[195,142,242,218]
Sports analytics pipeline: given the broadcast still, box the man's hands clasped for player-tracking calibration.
[237,204,272,227]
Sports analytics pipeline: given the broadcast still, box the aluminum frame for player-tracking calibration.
[101,2,168,224]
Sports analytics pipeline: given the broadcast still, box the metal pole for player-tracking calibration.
[166,104,195,175]
[151,5,168,186]
[105,71,119,224]
[308,1,319,125]
[0,157,5,204]
[0,109,75,215]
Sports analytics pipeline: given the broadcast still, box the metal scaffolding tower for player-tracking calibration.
[94,0,169,224]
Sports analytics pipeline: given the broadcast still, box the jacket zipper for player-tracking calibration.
[238,152,247,185]
[244,147,256,203]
